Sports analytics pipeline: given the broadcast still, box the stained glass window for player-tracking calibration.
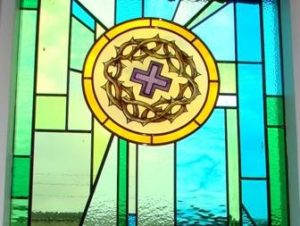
[11,0,289,225]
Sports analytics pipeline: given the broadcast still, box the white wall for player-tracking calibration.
[281,0,300,225]
[0,0,299,225]
[0,0,18,225]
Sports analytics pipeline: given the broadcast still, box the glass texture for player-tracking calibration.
[238,64,266,177]
[116,0,142,24]
[12,157,30,197]
[14,11,37,155]
[72,0,95,30]
[35,96,66,130]
[21,0,38,9]
[144,0,179,20]
[267,96,284,126]
[177,109,227,225]
[10,199,28,226]
[236,3,262,62]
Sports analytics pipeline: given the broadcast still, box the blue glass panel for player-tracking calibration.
[128,214,137,226]
[238,64,266,177]
[236,3,262,62]
[72,0,95,30]
[263,0,283,95]
[193,4,235,61]
[177,109,227,225]
[144,0,179,20]
[242,180,268,225]
[116,0,142,24]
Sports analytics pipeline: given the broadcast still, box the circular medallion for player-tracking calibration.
[83,18,219,145]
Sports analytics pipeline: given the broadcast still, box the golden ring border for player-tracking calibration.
[83,18,220,145]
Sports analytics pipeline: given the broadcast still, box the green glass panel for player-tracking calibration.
[14,10,37,155]
[10,199,28,226]
[68,71,92,130]
[93,120,112,184]
[84,137,117,225]
[12,157,30,197]
[218,63,236,94]
[268,128,288,226]
[128,143,137,214]
[20,0,38,9]
[267,97,284,126]
[138,144,174,225]
[226,109,240,224]
[118,139,128,226]
[37,0,70,94]
[32,132,91,224]
[70,18,94,71]
[35,96,66,130]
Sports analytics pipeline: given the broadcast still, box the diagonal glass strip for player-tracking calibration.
[187,2,226,29]
[72,0,95,30]
[83,137,118,225]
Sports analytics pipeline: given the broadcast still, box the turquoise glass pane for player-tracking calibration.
[238,64,266,177]
[144,0,179,20]
[193,3,235,61]
[116,0,142,24]
[177,109,227,225]
[242,180,268,225]
[236,3,262,62]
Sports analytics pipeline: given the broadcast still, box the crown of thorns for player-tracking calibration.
[102,35,201,125]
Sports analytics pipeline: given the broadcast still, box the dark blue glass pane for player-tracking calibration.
[236,3,262,62]
[177,109,227,225]
[238,64,266,177]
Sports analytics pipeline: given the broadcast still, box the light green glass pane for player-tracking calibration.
[138,144,174,226]
[20,0,38,9]
[84,137,118,225]
[128,143,137,214]
[12,157,30,197]
[226,109,240,224]
[10,199,28,226]
[70,18,94,71]
[93,120,111,184]
[218,63,236,94]
[268,128,288,226]
[35,96,66,130]
[68,71,91,130]
[32,132,91,224]
[14,11,37,155]
[267,97,284,126]
[187,2,225,29]
[37,0,70,93]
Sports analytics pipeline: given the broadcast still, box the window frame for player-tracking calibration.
[0,0,299,225]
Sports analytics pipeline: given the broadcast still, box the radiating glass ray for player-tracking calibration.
[83,137,118,226]
[138,144,174,226]
[72,0,95,30]
[70,17,94,71]
[78,0,114,28]
[218,63,236,94]
[177,109,227,225]
[193,4,235,61]
[173,0,210,25]
[32,132,91,225]
[187,1,226,29]
[144,0,180,21]
[36,0,71,94]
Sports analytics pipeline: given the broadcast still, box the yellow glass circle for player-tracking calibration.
[83,18,219,145]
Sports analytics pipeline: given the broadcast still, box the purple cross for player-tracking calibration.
[130,61,172,98]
